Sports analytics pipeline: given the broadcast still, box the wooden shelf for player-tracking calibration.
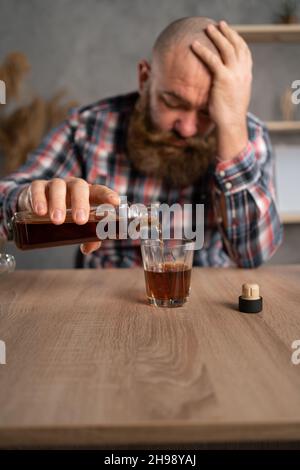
[280,213,300,224]
[266,121,300,132]
[234,24,300,42]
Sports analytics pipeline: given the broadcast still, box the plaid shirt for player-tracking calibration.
[0,91,283,268]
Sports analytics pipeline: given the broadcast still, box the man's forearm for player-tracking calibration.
[213,120,283,267]
[0,183,29,240]
[216,119,248,162]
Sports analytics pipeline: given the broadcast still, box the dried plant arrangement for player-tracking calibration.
[0,52,78,173]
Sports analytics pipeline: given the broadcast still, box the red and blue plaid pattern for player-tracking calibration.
[0,91,283,268]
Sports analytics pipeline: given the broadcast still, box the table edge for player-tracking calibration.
[1,421,300,447]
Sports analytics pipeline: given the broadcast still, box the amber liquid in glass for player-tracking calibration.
[144,262,191,303]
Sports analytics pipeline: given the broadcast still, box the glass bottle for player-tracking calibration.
[9,198,160,250]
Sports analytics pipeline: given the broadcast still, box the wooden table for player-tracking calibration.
[0,266,300,448]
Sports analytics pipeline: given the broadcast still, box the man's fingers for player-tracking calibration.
[205,23,236,65]
[25,179,120,233]
[218,21,253,73]
[47,178,67,224]
[80,241,102,255]
[218,21,249,56]
[191,40,224,75]
[89,185,120,206]
[29,180,48,215]
[67,178,90,224]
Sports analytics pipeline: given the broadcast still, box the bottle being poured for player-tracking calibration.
[9,196,162,251]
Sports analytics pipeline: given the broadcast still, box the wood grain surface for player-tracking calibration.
[0,266,300,447]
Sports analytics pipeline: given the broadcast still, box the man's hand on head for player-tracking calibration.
[191,20,252,161]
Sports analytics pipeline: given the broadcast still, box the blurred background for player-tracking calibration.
[0,0,299,268]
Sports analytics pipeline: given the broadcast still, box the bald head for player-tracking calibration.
[137,16,219,141]
[152,16,219,67]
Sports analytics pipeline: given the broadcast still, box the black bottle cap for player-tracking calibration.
[239,283,263,314]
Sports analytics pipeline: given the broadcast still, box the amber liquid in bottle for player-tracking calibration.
[11,207,160,250]
[13,219,100,250]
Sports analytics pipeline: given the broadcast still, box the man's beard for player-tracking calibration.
[126,87,217,188]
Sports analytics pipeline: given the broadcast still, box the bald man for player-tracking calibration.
[0,17,282,268]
